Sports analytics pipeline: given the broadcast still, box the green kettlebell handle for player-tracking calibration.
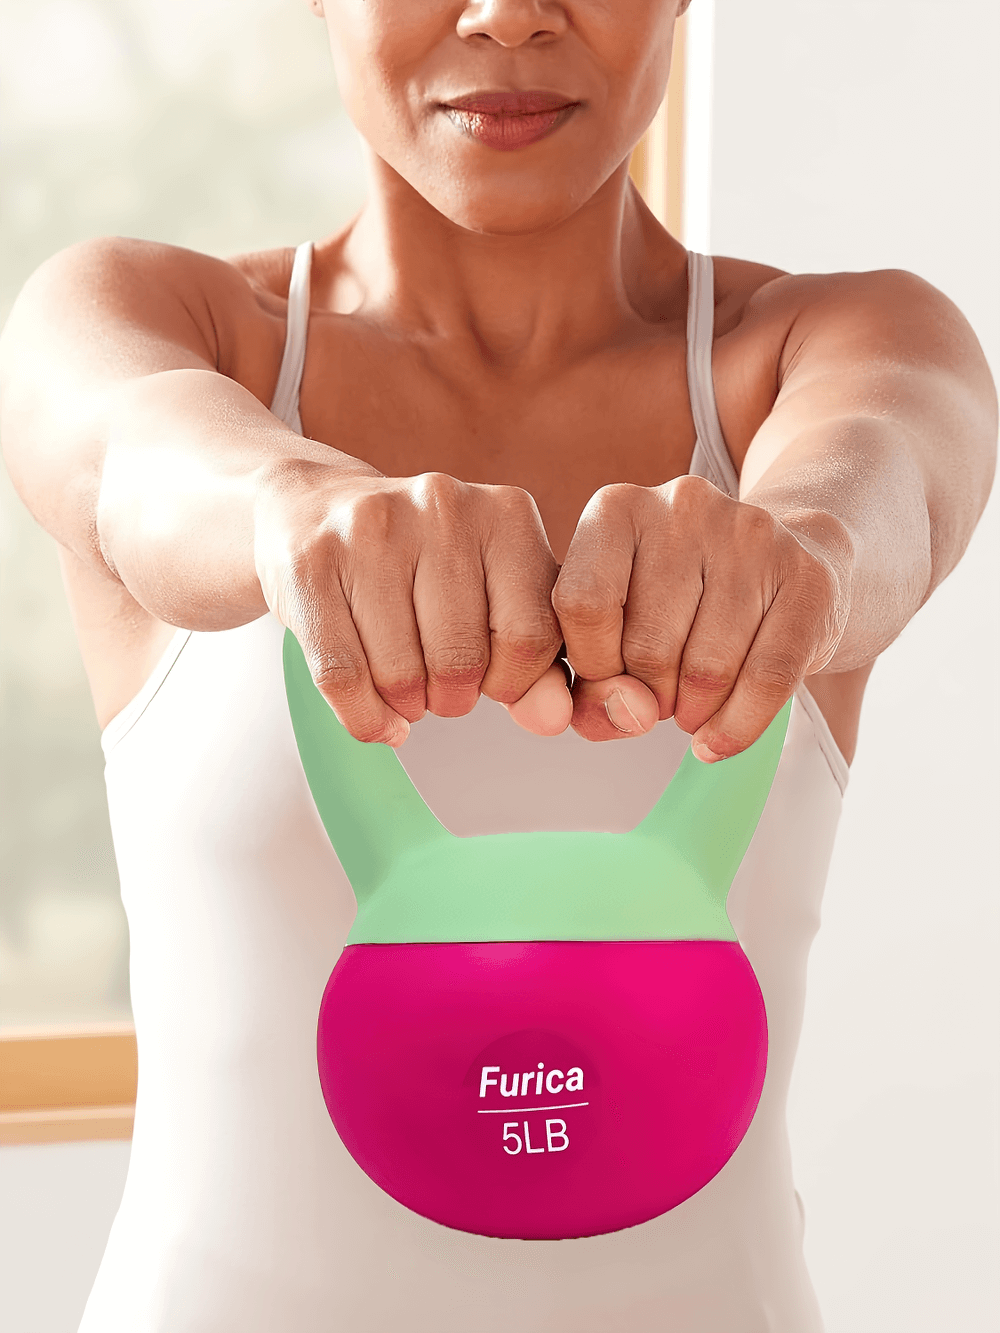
[284,631,790,943]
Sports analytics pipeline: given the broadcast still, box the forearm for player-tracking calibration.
[98,368,378,629]
[742,416,956,673]
[732,270,997,675]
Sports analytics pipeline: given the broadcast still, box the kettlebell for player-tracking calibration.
[284,630,789,1240]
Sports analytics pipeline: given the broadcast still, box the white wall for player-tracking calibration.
[0,1142,130,1333]
[709,1,999,1329]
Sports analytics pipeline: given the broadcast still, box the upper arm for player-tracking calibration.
[739,269,997,582]
[0,237,259,564]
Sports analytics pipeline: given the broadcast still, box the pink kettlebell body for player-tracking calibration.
[319,939,767,1239]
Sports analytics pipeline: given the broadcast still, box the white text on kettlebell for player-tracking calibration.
[502,1120,569,1155]
[479,1063,584,1098]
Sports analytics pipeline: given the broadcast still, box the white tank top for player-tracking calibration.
[83,246,848,1333]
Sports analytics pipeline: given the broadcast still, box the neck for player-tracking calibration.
[320,154,688,375]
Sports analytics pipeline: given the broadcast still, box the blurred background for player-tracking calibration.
[1,0,367,1029]
[1,1,998,1331]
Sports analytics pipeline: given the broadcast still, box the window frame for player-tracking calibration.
[0,1026,136,1145]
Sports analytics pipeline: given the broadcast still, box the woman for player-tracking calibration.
[1,0,995,1328]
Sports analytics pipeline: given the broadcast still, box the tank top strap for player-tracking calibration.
[686,251,740,500]
[269,240,314,434]
[271,243,737,496]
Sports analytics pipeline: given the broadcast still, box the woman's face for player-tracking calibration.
[311,0,687,234]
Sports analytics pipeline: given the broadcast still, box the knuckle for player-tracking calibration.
[665,472,719,515]
[586,481,647,521]
[551,578,620,628]
[326,491,401,553]
[414,471,465,514]
[425,643,489,689]
[622,648,670,682]
[371,665,427,705]
[738,503,777,541]
[311,649,369,705]
[621,625,673,679]
[678,661,736,699]
[595,481,636,505]
[484,486,547,548]
[743,650,801,698]
[284,527,339,582]
[312,651,403,743]
[494,483,536,516]
[491,624,561,668]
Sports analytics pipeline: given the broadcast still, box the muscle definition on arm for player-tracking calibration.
[3,246,995,759]
[0,239,567,746]
[548,270,996,761]
[740,270,996,648]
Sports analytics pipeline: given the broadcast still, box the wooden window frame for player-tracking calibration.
[0,1026,136,1145]
[629,12,687,237]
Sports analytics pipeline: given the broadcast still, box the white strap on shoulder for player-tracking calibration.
[269,241,314,434]
[686,251,740,499]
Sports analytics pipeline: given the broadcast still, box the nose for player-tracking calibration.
[456,0,569,47]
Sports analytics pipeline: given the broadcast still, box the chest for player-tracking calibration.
[293,321,700,554]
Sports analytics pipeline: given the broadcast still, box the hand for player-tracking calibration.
[254,463,568,745]
[510,474,853,759]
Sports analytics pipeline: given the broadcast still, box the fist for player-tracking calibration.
[511,475,853,760]
[255,464,567,745]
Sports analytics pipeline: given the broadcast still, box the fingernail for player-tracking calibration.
[692,739,725,763]
[605,689,641,735]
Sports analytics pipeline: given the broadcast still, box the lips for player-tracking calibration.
[440,90,579,152]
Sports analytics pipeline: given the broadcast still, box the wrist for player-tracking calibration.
[773,509,857,659]
[253,448,382,505]
[251,454,387,620]
[757,503,855,585]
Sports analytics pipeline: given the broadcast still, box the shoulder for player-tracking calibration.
[11,235,272,315]
[712,259,971,361]
[711,257,954,334]
[706,258,990,464]
[4,237,296,366]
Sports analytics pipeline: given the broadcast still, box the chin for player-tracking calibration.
[424,174,603,237]
[364,123,625,236]
[444,199,586,237]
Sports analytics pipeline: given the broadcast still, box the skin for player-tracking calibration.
[0,0,996,770]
